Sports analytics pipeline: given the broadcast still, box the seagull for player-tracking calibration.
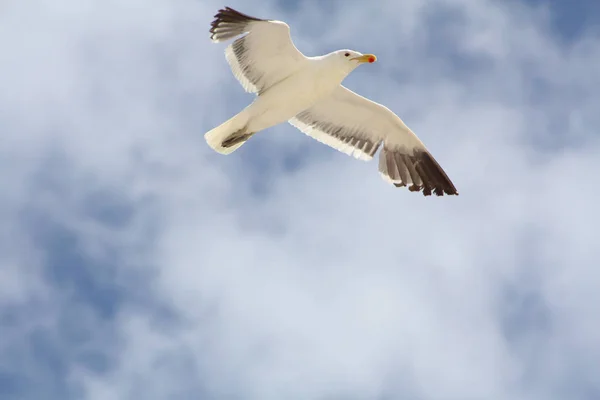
[205,7,458,196]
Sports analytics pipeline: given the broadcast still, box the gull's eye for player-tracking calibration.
[344,52,350,57]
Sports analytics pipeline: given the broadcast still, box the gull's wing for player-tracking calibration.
[289,86,458,196]
[209,7,308,95]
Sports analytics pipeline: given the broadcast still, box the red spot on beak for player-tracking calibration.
[368,56,375,63]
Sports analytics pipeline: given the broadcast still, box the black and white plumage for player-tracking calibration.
[209,7,306,95]
[205,7,458,196]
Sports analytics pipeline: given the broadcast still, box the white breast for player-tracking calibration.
[245,59,346,133]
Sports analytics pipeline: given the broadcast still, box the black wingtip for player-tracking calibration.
[415,150,458,196]
[212,6,263,24]
[209,6,265,42]
[382,147,458,197]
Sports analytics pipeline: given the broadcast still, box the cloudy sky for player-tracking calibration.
[2,0,600,399]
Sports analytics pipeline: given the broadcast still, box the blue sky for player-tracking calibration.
[1,0,600,399]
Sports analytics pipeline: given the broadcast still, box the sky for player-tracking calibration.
[1,0,600,399]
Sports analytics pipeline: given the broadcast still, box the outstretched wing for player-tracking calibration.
[289,86,458,196]
[209,7,308,95]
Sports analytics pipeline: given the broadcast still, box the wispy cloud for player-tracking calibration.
[1,0,599,399]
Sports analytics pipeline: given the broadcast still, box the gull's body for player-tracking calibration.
[244,56,348,134]
[205,7,458,196]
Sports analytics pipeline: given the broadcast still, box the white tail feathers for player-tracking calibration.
[204,111,250,155]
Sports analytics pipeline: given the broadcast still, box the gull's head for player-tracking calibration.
[328,49,377,71]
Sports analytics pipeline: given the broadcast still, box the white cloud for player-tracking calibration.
[1,0,600,399]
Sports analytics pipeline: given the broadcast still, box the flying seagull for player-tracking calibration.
[205,7,458,196]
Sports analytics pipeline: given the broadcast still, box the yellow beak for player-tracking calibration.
[351,54,377,63]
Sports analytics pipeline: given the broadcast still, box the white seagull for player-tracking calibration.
[205,7,458,196]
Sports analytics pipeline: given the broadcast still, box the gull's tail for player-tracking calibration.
[204,111,252,154]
